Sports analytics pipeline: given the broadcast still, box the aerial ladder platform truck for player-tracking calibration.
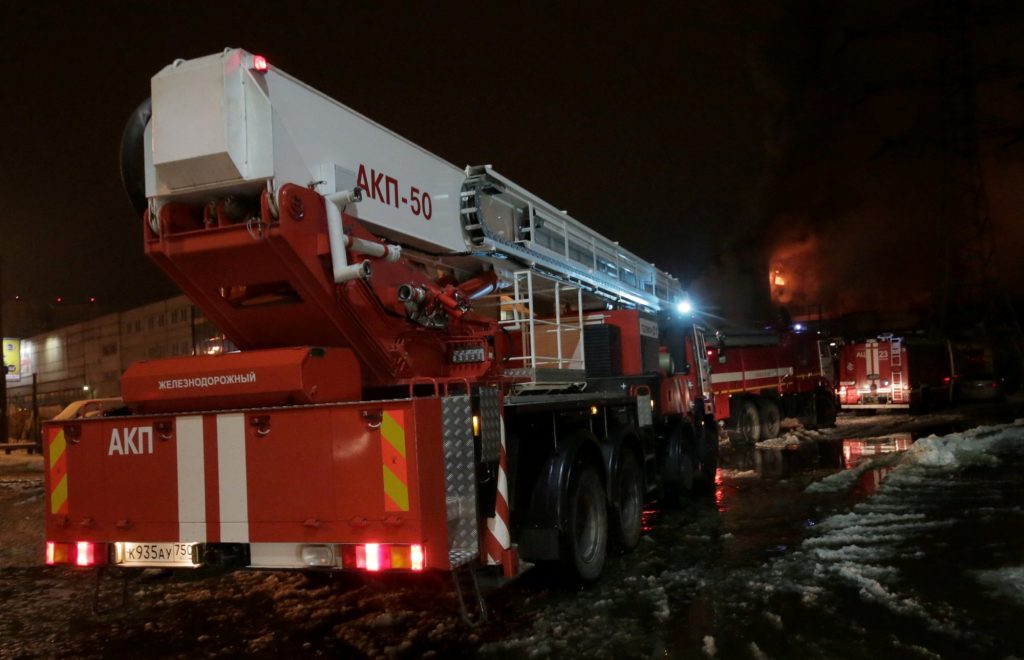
[43,49,717,585]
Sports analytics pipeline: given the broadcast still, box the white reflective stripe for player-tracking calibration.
[710,367,794,384]
[216,413,249,543]
[176,416,207,542]
[872,346,880,375]
[486,515,510,563]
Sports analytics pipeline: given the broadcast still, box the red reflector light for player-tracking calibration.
[252,54,268,72]
[76,542,95,566]
[46,541,73,565]
[942,376,951,384]
[344,543,423,572]
[45,541,102,566]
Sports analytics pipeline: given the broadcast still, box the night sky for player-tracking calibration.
[2,2,1022,332]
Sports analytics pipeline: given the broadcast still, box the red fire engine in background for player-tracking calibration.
[42,49,718,586]
[705,332,837,444]
[838,335,956,411]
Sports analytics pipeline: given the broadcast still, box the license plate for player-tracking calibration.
[116,542,197,567]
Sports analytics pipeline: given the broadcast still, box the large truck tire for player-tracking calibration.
[610,450,643,552]
[757,398,782,439]
[661,422,696,503]
[120,97,152,216]
[697,416,719,485]
[561,465,608,582]
[735,399,761,445]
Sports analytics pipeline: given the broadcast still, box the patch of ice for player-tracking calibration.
[975,566,1024,606]
[889,636,942,659]
[808,545,894,563]
[722,469,759,479]
[834,563,954,635]
[762,611,783,630]
[818,511,926,528]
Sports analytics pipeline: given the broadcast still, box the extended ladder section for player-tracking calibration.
[461,167,681,313]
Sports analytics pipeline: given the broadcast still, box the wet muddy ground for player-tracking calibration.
[2,397,1023,658]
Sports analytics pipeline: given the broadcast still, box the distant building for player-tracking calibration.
[7,295,234,411]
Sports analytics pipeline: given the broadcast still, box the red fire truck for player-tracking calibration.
[43,49,717,587]
[706,332,837,444]
[837,335,956,411]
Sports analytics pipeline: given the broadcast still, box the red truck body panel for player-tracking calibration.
[121,346,362,413]
[708,333,832,421]
[44,397,453,570]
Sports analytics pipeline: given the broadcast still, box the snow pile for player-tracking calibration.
[757,428,821,450]
[807,419,1024,494]
[479,566,704,657]
[901,423,1021,468]
[771,419,1024,645]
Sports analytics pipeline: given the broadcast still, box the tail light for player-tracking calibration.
[340,543,426,572]
[76,542,95,566]
[45,541,106,566]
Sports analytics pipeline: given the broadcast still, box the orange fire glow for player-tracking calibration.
[768,235,820,307]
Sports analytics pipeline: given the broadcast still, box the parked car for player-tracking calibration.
[955,374,1004,402]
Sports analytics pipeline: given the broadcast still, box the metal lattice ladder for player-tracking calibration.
[496,270,587,391]
[889,337,904,402]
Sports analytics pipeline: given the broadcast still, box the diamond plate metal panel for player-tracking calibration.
[478,386,502,463]
[442,395,479,568]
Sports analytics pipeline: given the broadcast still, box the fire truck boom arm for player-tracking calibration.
[144,49,681,312]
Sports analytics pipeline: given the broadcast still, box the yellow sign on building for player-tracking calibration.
[3,338,20,381]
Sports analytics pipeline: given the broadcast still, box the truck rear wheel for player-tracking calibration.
[561,465,608,582]
[758,398,782,439]
[662,423,696,502]
[735,399,761,445]
[610,450,643,552]
[697,416,719,485]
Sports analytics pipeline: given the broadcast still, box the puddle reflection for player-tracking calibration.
[842,433,912,468]
[842,433,912,495]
